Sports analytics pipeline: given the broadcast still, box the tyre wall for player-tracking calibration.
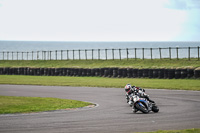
[0,67,199,79]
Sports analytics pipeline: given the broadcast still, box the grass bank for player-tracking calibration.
[0,59,199,69]
[0,95,92,114]
[0,75,199,91]
[138,128,200,133]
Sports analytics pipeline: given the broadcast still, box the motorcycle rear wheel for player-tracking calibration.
[152,105,159,113]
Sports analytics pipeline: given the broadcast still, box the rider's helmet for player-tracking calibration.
[125,84,132,92]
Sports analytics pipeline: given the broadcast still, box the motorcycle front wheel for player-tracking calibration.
[135,102,149,114]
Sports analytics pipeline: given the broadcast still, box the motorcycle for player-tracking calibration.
[131,95,159,113]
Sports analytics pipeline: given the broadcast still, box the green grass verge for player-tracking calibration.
[0,75,200,91]
[0,95,92,114]
[0,59,199,69]
[137,128,200,133]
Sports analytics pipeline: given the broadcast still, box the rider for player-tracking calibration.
[124,84,135,106]
[134,86,155,103]
[124,84,154,106]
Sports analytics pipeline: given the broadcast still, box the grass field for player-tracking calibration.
[0,75,200,91]
[0,59,200,69]
[0,95,92,114]
[0,59,200,90]
[138,128,200,133]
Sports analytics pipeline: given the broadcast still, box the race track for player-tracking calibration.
[0,85,200,133]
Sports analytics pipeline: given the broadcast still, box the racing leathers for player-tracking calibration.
[134,87,155,103]
[126,86,154,107]
[125,86,135,105]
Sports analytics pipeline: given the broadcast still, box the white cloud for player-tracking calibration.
[0,0,199,41]
[164,0,200,10]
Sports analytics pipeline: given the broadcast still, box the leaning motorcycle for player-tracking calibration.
[131,95,159,113]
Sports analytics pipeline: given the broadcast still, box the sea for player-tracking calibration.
[0,41,200,60]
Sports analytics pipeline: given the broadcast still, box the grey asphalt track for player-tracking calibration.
[0,85,200,133]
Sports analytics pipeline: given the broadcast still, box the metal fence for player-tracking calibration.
[0,46,199,60]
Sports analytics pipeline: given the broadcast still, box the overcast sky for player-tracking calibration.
[0,0,200,42]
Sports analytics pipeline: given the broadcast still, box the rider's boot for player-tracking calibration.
[145,95,155,103]
[149,99,155,103]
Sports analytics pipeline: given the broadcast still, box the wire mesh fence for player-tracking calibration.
[0,46,199,60]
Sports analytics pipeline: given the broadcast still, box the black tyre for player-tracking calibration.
[152,105,159,113]
[135,102,149,114]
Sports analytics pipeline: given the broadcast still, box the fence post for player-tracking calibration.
[50,51,52,60]
[92,49,93,60]
[48,51,50,60]
[22,52,23,60]
[47,51,49,60]
[37,51,39,60]
[85,50,87,60]
[2,52,4,60]
[169,47,171,60]
[7,52,9,60]
[16,52,17,60]
[112,49,114,60]
[105,49,107,60]
[176,47,179,60]
[198,46,199,60]
[142,48,144,60]
[17,52,18,60]
[45,51,46,60]
[67,50,69,60]
[126,48,128,60]
[135,48,137,60]
[61,50,63,60]
[188,47,190,61]
[150,48,152,60]
[42,51,44,60]
[27,52,28,60]
[73,50,74,60]
[12,52,14,60]
[119,49,121,60]
[98,49,100,60]
[159,48,162,59]
[55,50,57,60]
[79,50,81,60]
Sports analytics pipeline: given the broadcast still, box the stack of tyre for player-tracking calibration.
[0,67,200,79]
